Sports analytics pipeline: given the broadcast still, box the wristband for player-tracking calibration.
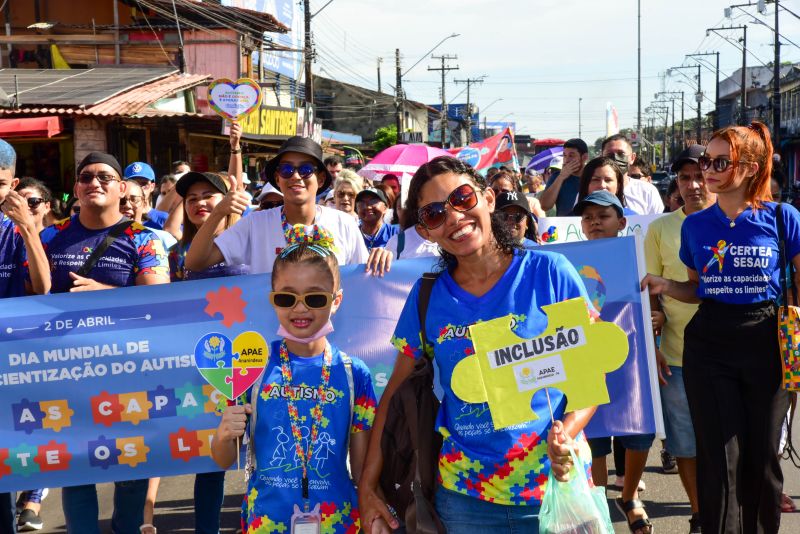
[231,147,242,154]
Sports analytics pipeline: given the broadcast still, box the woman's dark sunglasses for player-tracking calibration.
[270,291,333,309]
[417,183,479,230]
[499,211,526,224]
[276,162,318,180]
[698,155,738,173]
[26,197,46,209]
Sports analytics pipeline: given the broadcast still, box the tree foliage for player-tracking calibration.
[373,125,397,151]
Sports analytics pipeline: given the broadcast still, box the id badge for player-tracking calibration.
[291,503,321,534]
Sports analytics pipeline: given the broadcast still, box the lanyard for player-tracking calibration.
[278,340,333,511]
[281,209,322,244]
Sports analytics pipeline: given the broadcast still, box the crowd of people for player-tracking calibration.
[0,119,796,534]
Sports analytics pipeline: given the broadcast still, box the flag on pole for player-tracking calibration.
[606,103,619,137]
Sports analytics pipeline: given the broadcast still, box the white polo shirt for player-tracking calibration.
[625,177,664,215]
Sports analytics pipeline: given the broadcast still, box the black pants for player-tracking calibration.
[683,300,789,534]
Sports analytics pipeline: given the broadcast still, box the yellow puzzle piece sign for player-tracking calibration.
[452,298,628,429]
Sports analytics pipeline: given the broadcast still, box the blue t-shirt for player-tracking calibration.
[360,223,399,250]
[545,172,580,216]
[0,215,26,298]
[679,202,800,304]
[244,341,377,533]
[143,209,169,230]
[168,241,249,282]
[391,249,594,507]
[40,216,169,293]
[522,238,539,248]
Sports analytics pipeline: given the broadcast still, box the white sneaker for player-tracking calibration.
[611,475,646,492]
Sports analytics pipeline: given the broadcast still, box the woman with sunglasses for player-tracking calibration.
[213,227,377,533]
[359,156,598,533]
[15,177,52,232]
[642,122,797,534]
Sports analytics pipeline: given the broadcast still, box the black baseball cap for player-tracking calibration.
[355,188,388,205]
[175,172,229,197]
[671,144,705,173]
[263,136,333,192]
[495,191,538,224]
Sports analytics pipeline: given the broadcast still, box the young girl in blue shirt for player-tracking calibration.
[643,122,799,534]
[212,226,377,534]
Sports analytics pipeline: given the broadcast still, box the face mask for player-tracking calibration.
[610,153,629,175]
[278,320,334,344]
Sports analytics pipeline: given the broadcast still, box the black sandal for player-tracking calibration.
[615,497,654,534]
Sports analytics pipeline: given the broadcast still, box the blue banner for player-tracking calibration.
[0,237,659,491]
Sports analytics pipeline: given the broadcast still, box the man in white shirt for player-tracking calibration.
[186,136,391,275]
[601,134,664,215]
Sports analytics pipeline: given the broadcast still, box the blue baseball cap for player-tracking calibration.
[573,190,624,217]
[0,139,16,171]
[124,162,155,182]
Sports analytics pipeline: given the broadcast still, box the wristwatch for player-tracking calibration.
[231,147,242,154]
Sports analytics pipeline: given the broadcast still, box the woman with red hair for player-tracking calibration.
[642,122,798,533]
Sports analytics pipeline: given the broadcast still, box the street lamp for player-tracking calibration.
[668,65,702,142]
[395,33,460,136]
[480,98,503,137]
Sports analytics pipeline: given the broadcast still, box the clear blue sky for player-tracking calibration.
[308,0,800,144]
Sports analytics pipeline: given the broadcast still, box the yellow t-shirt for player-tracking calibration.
[644,209,699,367]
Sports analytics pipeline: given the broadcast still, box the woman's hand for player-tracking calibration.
[640,274,671,296]
[217,403,252,443]
[356,487,399,533]
[365,247,393,277]
[547,420,577,482]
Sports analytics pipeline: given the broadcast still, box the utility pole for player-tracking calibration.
[637,0,642,134]
[578,97,583,139]
[303,0,313,106]
[773,0,781,152]
[695,65,702,142]
[687,52,720,129]
[377,57,382,94]
[395,49,402,138]
[707,25,747,124]
[454,76,484,145]
[428,55,459,148]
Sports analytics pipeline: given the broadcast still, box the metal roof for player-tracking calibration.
[0,69,211,118]
[0,67,180,107]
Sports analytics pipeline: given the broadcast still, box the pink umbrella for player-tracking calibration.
[358,144,451,181]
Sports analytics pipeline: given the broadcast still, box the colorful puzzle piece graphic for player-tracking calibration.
[194,331,268,401]
[454,298,628,429]
[117,437,149,467]
[118,391,153,425]
[39,400,74,432]
[35,441,72,472]
[204,286,247,328]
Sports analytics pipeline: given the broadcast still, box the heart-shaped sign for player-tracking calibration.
[194,331,269,400]
[208,78,262,121]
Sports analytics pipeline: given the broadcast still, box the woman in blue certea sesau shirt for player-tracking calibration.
[643,122,798,534]
[358,156,599,533]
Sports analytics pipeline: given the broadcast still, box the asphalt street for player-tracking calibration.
[32,420,800,533]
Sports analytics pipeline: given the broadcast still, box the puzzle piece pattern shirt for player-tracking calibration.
[39,215,169,293]
[243,340,377,533]
[391,249,594,507]
[679,202,800,304]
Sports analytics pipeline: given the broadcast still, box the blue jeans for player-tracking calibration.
[434,486,539,534]
[1,492,16,534]
[194,471,225,534]
[62,480,147,534]
[660,365,696,457]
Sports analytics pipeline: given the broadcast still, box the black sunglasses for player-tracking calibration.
[77,173,120,185]
[26,197,46,209]
[698,155,740,173]
[270,291,334,309]
[499,211,526,224]
[276,162,318,180]
[417,183,479,230]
